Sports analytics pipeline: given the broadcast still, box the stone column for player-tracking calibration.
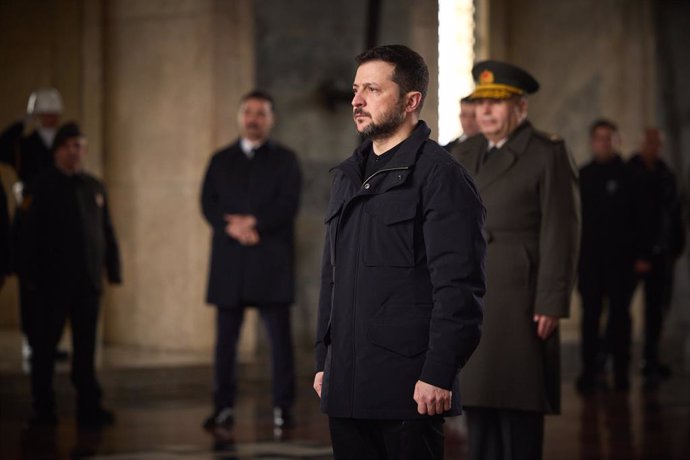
[102,0,255,353]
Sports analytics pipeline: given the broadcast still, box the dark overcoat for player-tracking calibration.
[201,140,301,307]
[450,121,580,414]
[316,121,486,420]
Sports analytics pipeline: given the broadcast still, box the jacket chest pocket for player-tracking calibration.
[324,200,344,266]
[363,200,417,267]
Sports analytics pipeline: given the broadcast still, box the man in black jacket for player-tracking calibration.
[19,122,121,427]
[314,45,486,460]
[201,90,302,430]
[577,119,637,393]
[628,128,686,388]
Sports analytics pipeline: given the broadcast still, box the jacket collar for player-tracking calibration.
[334,120,431,187]
[475,120,533,191]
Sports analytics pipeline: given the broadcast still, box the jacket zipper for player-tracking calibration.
[361,166,410,189]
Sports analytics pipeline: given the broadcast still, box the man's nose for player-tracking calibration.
[352,92,364,108]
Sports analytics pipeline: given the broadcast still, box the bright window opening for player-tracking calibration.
[438,0,476,146]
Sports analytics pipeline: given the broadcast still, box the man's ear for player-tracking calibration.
[405,92,423,113]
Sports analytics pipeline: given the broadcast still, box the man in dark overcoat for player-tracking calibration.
[449,61,580,460]
[201,90,302,430]
[19,122,122,427]
[314,45,486,460]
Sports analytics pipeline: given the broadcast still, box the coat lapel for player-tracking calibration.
[476,121,533,192]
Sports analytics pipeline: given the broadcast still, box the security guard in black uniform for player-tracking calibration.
[576,119,637,393]
[18,122,122,427]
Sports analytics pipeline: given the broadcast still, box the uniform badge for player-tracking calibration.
[95,193,104,208]
[479,70,495,84]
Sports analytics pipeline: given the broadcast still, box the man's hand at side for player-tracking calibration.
[313,372,324,398]
[413,380,451,415]
[533,314,559,340]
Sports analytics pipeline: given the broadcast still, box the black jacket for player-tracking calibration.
[18,166,121,296]
[627,154,685,260]
[316,121,486,419]
[0,121,54,183]
[201,139,301,307]
[578,155,637,274]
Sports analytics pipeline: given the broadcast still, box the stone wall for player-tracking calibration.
[253,0,438,350]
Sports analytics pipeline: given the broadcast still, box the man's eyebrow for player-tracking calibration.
[352,82,379,89]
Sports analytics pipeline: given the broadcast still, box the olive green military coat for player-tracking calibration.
[450,121,580,414]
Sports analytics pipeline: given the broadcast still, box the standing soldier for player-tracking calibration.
[443,95,479,151]
[449,60,580,460]
[0,88,67,362]
[576,119,637,393]
[19,122,122,427]
[201,90,302,430]
[0,88,63,185]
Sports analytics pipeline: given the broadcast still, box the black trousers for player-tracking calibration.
[465,407,544,460]
[328,417,444,460]
[29,291,102,415]
[638,256,674,367]
[214,304,295,411]
[578,263,634,378]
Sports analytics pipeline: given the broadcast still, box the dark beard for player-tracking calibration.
[357,100,406,141]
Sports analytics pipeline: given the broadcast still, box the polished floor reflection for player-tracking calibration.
[1,331,689,459]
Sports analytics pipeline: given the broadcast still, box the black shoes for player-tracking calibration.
[273,407,294,429]
[203,407,294,430]
[77,407,116,428]
[203,407,235,430]
[641,362,672,390]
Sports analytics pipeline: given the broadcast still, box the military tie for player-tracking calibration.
[483,146,499,165]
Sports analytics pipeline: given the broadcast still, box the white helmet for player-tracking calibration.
[26,88,64,115]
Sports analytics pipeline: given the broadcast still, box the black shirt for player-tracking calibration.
[363,143,402,182]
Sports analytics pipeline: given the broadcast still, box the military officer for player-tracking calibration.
[449,61,580,460]
[443,95,479,151]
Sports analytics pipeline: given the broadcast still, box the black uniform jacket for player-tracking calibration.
[19,166,121,297]
[627,154,685,260]
[316,121,486,420]
[201,139,301,307]
[578,155,637,278]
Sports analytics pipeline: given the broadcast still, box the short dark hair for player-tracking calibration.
[240,89,274,111]
[355,44,429,110]
[589,118,618,137]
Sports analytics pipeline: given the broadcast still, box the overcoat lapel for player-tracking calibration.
[475,121,533,192]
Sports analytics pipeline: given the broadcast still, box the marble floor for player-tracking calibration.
[1,329,689,460]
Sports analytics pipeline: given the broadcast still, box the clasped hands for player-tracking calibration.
[224,214,259,246]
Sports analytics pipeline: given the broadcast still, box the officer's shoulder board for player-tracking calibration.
[533,129,563,144]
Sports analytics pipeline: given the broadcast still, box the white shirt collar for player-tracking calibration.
[488,138,508,150]
[240,138,265,156]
